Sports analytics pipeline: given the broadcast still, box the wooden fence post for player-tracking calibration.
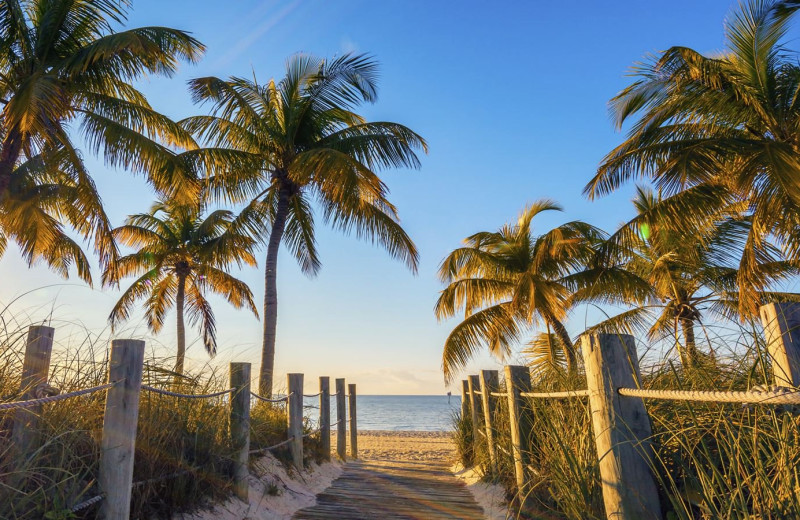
[12,325,55,464]
[99,339,145,520]
[336,378,347,460]
[479,370,499,470]
[760,302,800,387]
[348,383,358,459]
[229,362,251,501]
[320,377,331,461]
[467,375,482,458]
[505,365,532,497]
[287,373,304,469]
[460,379,470,420]
[582,333,661,520]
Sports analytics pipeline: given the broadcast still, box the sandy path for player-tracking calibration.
[333,430,457,462]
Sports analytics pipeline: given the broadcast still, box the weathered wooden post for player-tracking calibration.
[348,383,358,458]
[319,376,331,461]
[479,370,499,470]
[287,373,304,469]
[460,379,470,420]
[99,339,145,520]
[760,302,800,387]
[336,378,347,460]
[229,362,251,501]
[12,325,55,463]
[467,375,483,456]
[582,333,661,520]
[505,365,533,496]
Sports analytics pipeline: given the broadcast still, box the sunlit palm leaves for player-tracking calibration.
[585,0,800,317]
[435,201,607,382]
[105,200,259,375]
[0,0,204,279]
[591,186,798,367]
[182,53,426,395]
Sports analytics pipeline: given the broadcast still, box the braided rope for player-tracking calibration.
[520,389,589,399]
[70,494,104,512]
[141,385,233,399]
[489,391,508,398]
[303,392,322,397]
[303,428,321,439]
[618,386,800,404]
[251,391,290,403]
[250,436,295,454]
[472,389,484,396]
[0,383,114,410]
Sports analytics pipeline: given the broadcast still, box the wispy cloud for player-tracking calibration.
[209,1,301,70]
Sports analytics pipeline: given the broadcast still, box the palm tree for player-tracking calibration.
[105,200,258,376]
[182,53,427,396]
[590,186,799,368]
[435,200,611,381]
[0,0,204,278]
[584,0,800,318]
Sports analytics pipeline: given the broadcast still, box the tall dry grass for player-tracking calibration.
[453,324,800,519]
[0,317,298,519]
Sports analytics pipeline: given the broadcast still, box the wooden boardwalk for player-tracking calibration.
[292,459,486,519]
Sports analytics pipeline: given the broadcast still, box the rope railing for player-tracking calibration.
[303,392,322,397]
[70,493,104,513]
[520,389,589,399]
[490,391,508,398]
[303,427,321,439]
[141,385,233,399]
[250,391,291,403]
[330,419,342,428]
[249,436,295,455]
[617,386,800,404]
[0,382,115,411]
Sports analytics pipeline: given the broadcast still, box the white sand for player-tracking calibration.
[452,462,510,520]
[174,453,342,520]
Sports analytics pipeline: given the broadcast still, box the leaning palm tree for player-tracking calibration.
[590,187,799,367]
[105,200,259,376]
[0,0,204,278]
[584,0,800,318]
[435,200,611,382]
[182,53,427,395]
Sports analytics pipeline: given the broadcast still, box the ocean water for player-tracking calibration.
[303,395,460,431]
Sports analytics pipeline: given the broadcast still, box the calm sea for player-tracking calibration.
[303,395,460,431]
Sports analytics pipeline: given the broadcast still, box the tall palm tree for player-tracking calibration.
[590,187,799,367]
[435,200,611,381]
[182,53,427,396]
[105,200,258,376]
[0,0,204,278]
[584,0,800,318]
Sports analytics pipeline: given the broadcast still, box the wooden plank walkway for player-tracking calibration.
[292,459,486,519]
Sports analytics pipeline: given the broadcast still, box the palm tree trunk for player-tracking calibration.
[0,127,23,196]
[548,317,577,376]
[175,272,187,380]
[259,187,291,397]
[680,318,698,369]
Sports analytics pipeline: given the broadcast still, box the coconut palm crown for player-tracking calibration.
[105,200,258,376]
[435,200,616,382]
[584,0,800,317]
[0,0,204,282]
[182,53,427,395]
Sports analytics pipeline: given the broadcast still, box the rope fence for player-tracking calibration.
[303,392,322,397]
[520,389,589,399]
[70,494,104,513]
[250,391,290,403]
[249,436,295,455]
[132,469,194,488]
[617,386,800,404]
[489,391,508,398]
[141,385,233,399]
[0,382,115,411]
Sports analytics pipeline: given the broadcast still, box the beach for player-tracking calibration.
[333,429,457,461]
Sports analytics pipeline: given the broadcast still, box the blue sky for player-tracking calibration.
[0,0,781,394]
